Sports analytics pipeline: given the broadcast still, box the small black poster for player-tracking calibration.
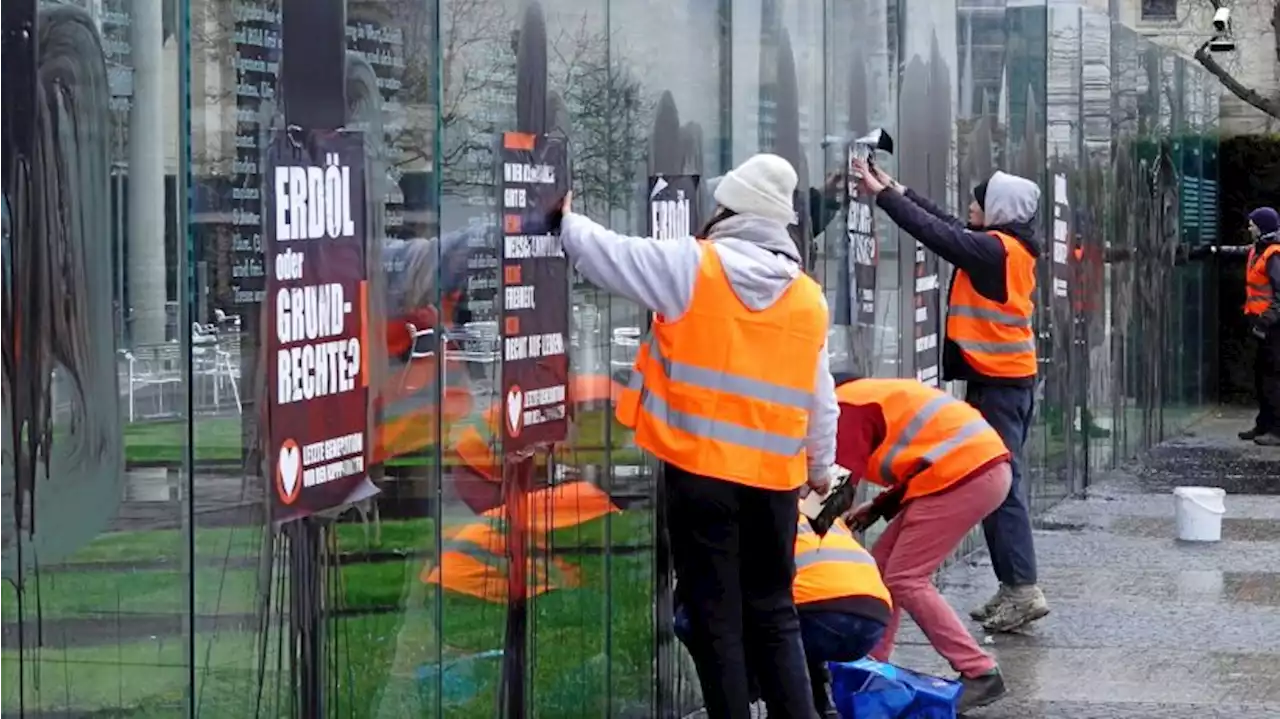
[845,145,878,332]
[498,131,571,454]
[647,174,701,239]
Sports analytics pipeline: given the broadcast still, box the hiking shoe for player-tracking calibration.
[981,585,1049,633]
[1240,427,1265,441]
[958,668,1008,714]
[969,585,1012,622]
[1255,433,1280,447]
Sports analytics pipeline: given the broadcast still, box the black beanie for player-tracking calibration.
[972,180,989,209]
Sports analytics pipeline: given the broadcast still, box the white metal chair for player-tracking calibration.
[120,343,184,421]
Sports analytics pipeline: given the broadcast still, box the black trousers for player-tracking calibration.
[1256,327,1280,433]
[665,463,815,719]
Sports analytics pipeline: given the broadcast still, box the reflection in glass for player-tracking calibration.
[0,0,1224,715]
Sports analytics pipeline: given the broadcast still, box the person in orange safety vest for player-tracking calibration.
[1187,207,1280,444]
[833,375,1014,714]
[675,512,889,716]
[851,158,1048,641]
[556,153,840,719]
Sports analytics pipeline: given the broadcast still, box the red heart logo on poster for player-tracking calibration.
[506,385,523,438]
[277,439,302,504]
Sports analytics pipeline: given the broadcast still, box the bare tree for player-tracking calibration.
[1193,0,1280,120]
[549,16,653,219]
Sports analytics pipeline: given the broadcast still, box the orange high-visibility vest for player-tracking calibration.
[836,379,1010,501]
[423,522,574,603]
[1245,244,1280,316]
[945,230,1037,378]
[793,516,892,614]
[616,242,828,490]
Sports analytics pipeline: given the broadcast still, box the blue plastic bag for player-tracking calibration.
[829,658,963,719]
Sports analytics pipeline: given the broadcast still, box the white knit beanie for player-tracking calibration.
[712,153,798,225]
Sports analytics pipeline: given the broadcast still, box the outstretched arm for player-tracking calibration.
[559,211,700,320]
[806,341,839,487]
[903,187,965,228]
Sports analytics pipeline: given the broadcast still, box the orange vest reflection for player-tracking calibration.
[423,482,620,602]
[423,401,621,603]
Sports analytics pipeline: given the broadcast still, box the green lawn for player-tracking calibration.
[3,512,659,716]
[125,409,642,467]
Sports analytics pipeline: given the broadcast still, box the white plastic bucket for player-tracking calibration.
[1173,487,1226,542]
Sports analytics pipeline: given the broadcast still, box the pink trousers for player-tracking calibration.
[868,462,1012,677]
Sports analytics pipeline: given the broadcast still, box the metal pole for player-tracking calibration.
[127,0,168,343]
[280,0,346,715]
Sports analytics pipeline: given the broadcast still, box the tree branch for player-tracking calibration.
[1193,38,1280,120]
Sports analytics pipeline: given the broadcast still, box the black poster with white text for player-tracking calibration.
[498,131,571,454]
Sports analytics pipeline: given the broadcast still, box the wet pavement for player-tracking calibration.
[889,408,1280,717]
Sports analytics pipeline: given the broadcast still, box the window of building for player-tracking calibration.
[1141,0,1178,20]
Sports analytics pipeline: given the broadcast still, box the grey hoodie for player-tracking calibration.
[560,212,838,484]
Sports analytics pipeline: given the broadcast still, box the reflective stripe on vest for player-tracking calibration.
[1245,244,1280,316]
[837,378,1011,501]
[945,230,1037,378]
[793,517,892,607]
[616,243,828,490]
[876,394,992,481]
[795,547,878,570]
[625,336,808,456]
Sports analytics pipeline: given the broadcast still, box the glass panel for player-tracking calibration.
[603,1,729,714]
[3,2,1231,715]
[188,1,443,715]
[898,0,958,390]
[4,0,190,714]
[827,0,900,379]
[1081,7,1115,480]
[1032,0,1081,507]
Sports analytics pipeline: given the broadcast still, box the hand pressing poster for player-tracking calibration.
[499,131,571,454]
[265,130,376,521]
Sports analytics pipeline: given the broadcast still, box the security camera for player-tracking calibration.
[1209,35,1237,52]
[1212,7,1230,32]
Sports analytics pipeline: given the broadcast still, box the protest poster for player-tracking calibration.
[264,130,375,521]
[498,131,571,454]
[845,145,878,333]
[647,174,701,239]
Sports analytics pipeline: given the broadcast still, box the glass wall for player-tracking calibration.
[1,0,1220,716]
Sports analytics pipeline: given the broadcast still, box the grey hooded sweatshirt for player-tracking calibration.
[560,212,839,485]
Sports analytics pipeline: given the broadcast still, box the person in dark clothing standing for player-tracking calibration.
[850,158,1049,633]
[1191,207,1280,445]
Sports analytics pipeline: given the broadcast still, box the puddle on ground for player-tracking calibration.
[1108,516,1280,542]
[968,567,1280,607]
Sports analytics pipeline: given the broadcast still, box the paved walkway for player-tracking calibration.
[892,408,1280,718]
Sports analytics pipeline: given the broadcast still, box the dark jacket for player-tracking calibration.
[875,172,1042,386]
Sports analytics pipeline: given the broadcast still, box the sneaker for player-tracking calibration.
[1255,433,1280,447]
[1240,427,1265,441]
[969,585,1012,622]
[981,585,1049,633]
[957,668,1008,714]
